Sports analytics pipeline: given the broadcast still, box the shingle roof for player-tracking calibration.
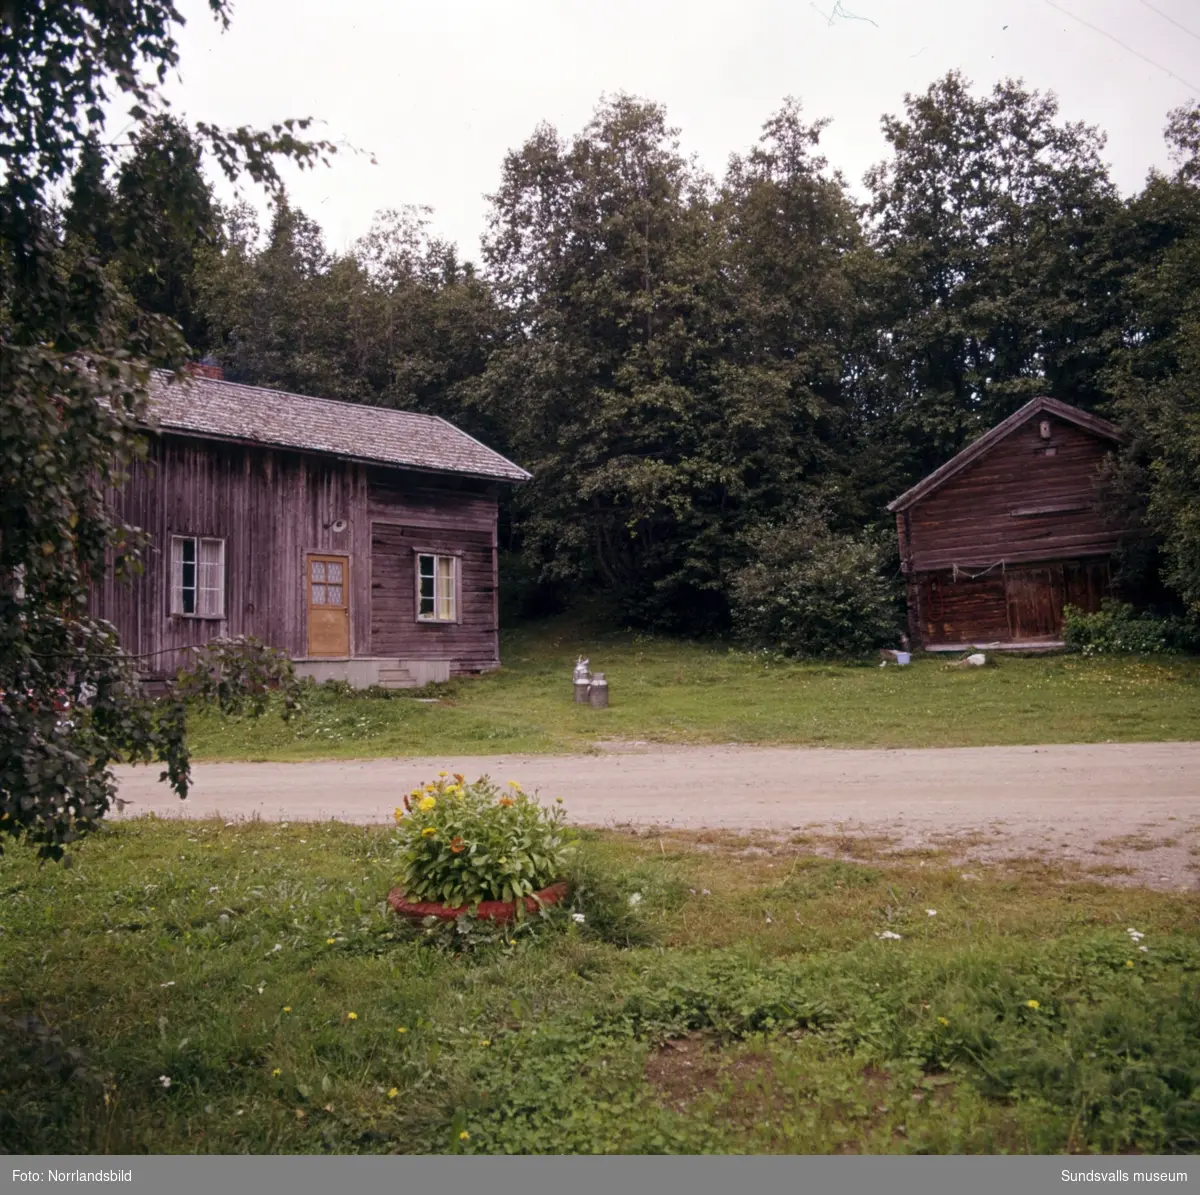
[145,371,530,483]
[887,397,1124,513]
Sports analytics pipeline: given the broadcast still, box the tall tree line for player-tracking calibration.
[68,73,1200,633]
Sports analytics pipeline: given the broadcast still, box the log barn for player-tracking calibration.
[889,397,1126,651]
[91,368,530,687]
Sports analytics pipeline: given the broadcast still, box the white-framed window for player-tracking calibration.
[170,535,225,618]
[415,552,457,622]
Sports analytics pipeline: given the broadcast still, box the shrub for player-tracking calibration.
[392,774,574,911]
[1063,600,1200,656]
[730,523,900,658]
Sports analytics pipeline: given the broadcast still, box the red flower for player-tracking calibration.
[449,837,466,854]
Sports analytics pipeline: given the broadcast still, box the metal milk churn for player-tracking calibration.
[588,671,609,709]
[573,657,591,703]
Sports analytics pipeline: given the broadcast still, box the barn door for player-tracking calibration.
[306,554,350,657]
[1004,564,1065,640]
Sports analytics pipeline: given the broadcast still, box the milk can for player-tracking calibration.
[573,657,591,703]
[588,671,609,709]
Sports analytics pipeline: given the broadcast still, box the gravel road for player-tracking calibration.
[113,741,1200,889]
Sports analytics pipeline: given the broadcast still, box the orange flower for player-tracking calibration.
[453,773,465,784]
[450,836,466,854]
[498,796,514,808]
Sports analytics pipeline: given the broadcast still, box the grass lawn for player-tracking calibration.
[2,818,1198,1154]
[185,618,1200,760]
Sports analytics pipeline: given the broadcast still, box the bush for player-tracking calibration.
[1063,600,1200,656]
[730,523,900,658]
[392,774,575,911]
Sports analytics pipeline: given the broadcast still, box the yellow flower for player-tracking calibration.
[396,1026,408,1034]
[555,797,563,804]
[498,857,507,865]
[479,1039,490,1047]
[387,1087,399,1099]
[438,771,448,778]
[1025,1000,1040,1010]
[1126,960,1135,968]
[272,1068,281,1076]
[937,1017,949,1026]
[347,1011,358,1021]
[421,827,437,838]
[410,789,421,798]
[283,1006,292,1013]
[393,808,405,823]
[419,796,437,812]
[326,937,336,945]
[507,779,522,790]
[459,1130,470,1141]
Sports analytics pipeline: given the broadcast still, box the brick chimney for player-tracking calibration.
[184,361,224,380]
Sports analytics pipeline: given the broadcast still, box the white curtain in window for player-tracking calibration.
[198,538,224,617]
[436,555,455,621]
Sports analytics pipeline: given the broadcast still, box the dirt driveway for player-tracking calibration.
[113,742,1200,890]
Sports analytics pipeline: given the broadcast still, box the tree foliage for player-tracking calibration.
[0,0,331,859]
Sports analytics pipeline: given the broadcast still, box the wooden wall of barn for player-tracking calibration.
[901,414,1123,574]
[92,434,500,677]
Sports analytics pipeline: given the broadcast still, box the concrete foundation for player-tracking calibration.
[292,657,453,689]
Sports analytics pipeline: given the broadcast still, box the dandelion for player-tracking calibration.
[272,1068,281,1077]
[419,796,437,812]
[393,808,405,823]
[479,1039,490,1047]
[1125,960,1135,968]
[507,780,522,790]
[459,1131,471,1141]
[555,797,563,804]
[450,837,466,854]
[1026,1000,1040,1010]
[283,1006,292,1013]
[421,827,437,838]
[158,1075,172,1089]
[397,1027,408,1034]
[347,1012,358,1021]
[326,937,336,945]
[438,771,448,778]
[937,1017,950,1026]
[387,1087,399,1099]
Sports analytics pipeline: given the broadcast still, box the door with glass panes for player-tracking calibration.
[306,554,350,656]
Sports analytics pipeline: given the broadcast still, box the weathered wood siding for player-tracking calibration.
[367,478,499,673]
[92,434,500,676]
[910,560,1111,646]
[903,414,1122,574]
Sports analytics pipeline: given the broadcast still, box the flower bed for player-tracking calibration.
[389,773,574,920]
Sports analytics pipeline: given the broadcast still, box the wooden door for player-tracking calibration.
[306,554,350,657]
[1004,564,1064,640]
[1063,559,1110,614]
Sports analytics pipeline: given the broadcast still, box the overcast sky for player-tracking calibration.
[166,0,1200,261]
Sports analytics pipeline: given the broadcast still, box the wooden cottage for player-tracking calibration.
[889,397,1126,651]
[91,369,530,687]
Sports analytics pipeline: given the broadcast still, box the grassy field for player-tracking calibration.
[186,618,1200,760]
[2,819,1198,1154]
